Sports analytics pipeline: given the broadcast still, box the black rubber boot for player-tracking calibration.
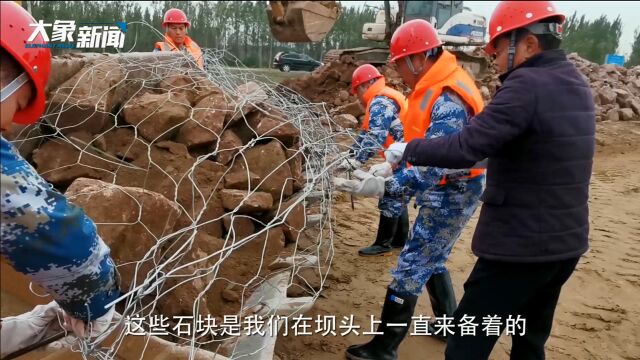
[358,213,399,256]
[390,208,409,249]
[346,287,418,360]
[425,270,457,342]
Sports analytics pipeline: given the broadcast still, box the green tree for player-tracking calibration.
[626,28,640,67]
[22,1,380,67]
[563,12,623,64]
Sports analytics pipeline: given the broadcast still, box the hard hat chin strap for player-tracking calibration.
[0,72,29,103]
[507,31,517,72]
[405,56,420,76]
[405,48,439,76]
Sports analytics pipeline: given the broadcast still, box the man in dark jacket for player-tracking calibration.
[388,1,595,359]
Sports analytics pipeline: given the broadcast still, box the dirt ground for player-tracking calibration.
[276,120,640,360]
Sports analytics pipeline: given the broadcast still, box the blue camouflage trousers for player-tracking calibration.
[378,167,414,218]
[378,191,412,218]
[389,179,484,296]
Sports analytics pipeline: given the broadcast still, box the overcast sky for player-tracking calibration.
[343,1,640,57]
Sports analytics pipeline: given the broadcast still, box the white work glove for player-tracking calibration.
[62,305,116,339]
[1,301,63,357]
[333,169,385,198]
[384,142,407,165]
[338,157,363,171]
[369,162,394,178]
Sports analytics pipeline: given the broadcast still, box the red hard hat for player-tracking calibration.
[389,19,442,63]
[0,1,51,125]
[486,1,565,55]
[351,64,383,94]
[162,8,190,28]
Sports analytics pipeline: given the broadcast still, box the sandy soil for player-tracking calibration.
[1,122,638,360]
[276,120,640,360]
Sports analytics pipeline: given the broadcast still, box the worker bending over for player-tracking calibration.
[335,19,485,358]
[0,2,119,356]
[339,64,410,256]
[394,2,595,359]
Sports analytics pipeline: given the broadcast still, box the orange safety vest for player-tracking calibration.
[405,50,486,184]
[154,35,204,69]
[361,78,408,156]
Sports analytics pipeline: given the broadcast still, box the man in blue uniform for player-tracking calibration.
[395,2,595,359]
[334,20,486,358]
[0,2,120,355]
[339,64,410,256]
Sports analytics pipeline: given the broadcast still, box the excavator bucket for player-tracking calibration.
[267,1,341,43]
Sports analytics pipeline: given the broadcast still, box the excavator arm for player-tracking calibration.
[266,1,342,43]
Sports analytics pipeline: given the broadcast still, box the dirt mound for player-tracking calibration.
[281,56,405,110]
[476,52,640,122]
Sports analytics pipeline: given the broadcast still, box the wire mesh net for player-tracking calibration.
[7,36,360,359]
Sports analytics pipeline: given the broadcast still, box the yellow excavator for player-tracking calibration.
[266,0,489,77]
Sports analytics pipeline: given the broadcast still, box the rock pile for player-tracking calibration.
[281,54,406,126]
[568,53,640,122]
[286,49,640,126]
[475,52,640,122]
[15,52,329,337]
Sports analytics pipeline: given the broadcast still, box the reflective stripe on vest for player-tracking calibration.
[406,50,486,183]
[361,78,408,156]
[154,35,204,69]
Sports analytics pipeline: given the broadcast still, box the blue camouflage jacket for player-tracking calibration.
[351,96,404,163]
[0,136,119,321]
[385,90,485,209]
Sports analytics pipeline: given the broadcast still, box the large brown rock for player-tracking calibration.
[172,161,227,238]
[628,98,640,115]
[175,92,230,148]
[173,194,226,238]
[122,92,191,142]
[204,226,285,317]
[65,178,182,291]
[223,215,256,239]
[245,108,300,147]
[333,100,364,118]
[110,145,227,238]
[157,231,222,318]
[333,113,359,129]
[99,128,149,161]
[44,57,124,135]
[229,141,293,201]
[619,108,636,121]
[158,73,221,106]
[613,89,632,107]
[275,197,307,244]
[286,148,304,192]
[32,133,119,186]
[223,170,261,190]
[228,82,268,125]
[220,189,274,214]
[606,108,620,121]
[215,129,244,165]
[598,87,618,106]
[46,53,100,93]
[155,140,190,157]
